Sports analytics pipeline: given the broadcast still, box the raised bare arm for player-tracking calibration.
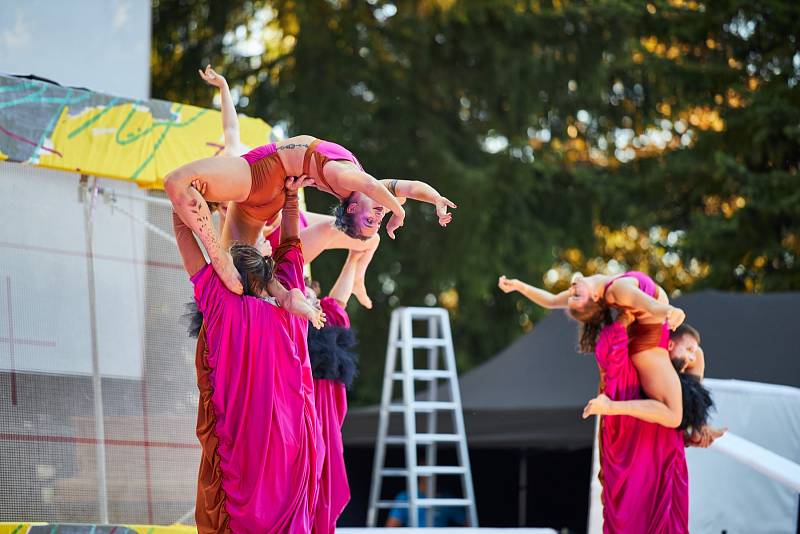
[583,316,683,428]
[380,179,456,226]
[199,65,242,155]
[329,250,362,308]
[584,392,683,428]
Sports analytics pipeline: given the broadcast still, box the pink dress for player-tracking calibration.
[311,297,353,533]
[191,239,322,533]
[596,322,688,534]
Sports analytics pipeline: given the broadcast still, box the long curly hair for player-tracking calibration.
[569,299,613,353]
[230,243,275,296]
[675,369,714,431]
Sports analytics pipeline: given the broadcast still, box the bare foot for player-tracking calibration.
[307,307,326,330]
[285,288,326,329]
[353,281,373,309]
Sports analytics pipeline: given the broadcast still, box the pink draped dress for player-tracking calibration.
[312,297,352,533]
[191,239,323,533]
[595,272,689,533]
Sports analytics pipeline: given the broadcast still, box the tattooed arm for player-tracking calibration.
[164,172,244,295]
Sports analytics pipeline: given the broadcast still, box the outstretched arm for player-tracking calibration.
[584,393,683,428]
[199,65,242,155]
[585,352,683,428]
[380,179,456,227]
[498,275,570,309]
[583,312,683,428]
[172,211,208,277]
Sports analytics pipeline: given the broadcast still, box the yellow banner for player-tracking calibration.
[0,75,271,190]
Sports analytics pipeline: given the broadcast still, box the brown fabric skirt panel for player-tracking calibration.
[239,152,286,222]
[194,326,231,534]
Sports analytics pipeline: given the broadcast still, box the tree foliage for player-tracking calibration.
[153,0,800,405]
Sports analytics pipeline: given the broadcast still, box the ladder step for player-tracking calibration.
[384,434,461,444]
[374,498,472,509]
[387,401,457,413]
[415,401,457,410]
[415,433,461,443]
[397,307,448,318]
[392,370,453,381]
[392,338,448,349]
[380,466,468,476]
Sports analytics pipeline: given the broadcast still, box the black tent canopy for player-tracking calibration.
[343,291,800,449]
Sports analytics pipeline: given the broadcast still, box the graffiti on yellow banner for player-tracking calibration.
[0,75,271,190]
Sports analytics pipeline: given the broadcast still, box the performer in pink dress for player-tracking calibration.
[306,252,363,533]
[499,270,685,429]
[175,177,323,533]
[591,314,689,534]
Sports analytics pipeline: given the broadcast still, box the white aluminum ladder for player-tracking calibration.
[366,307,478,528]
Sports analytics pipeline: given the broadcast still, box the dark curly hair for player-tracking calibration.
[671,362,714,431]
[230,243,275,297]
[569,299,613,353]
[333,194,369,241]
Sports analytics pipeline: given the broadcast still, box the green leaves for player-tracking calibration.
[153,0,800,405]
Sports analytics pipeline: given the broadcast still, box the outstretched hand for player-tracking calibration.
[308,308,327,330]
[498,275,518,294]
[255,233,272,258]
[191,179,208,196]
[667,306,686,331]
[686,425,727,448]
[435,195,457,227]
[386,210,405,239]
[583,393,612,419]
[198,64,227,88]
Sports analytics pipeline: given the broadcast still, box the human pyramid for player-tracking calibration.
[169,66,722,533]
